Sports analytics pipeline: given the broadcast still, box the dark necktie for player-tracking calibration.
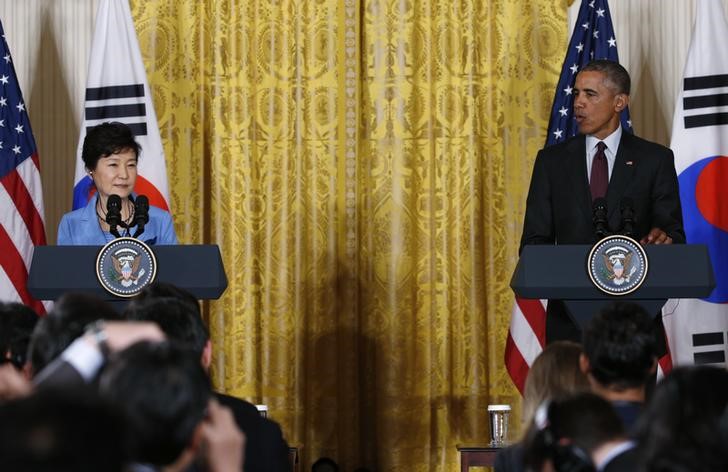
[590,141,608,200]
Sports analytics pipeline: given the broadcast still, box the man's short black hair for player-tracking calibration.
[130,282,200,311]
[582,302,657,389]
[27,293,121,374]
[0,302,38,370]
[581,59,631,95]
[99,341,211,466]
[82,121,141,171]
[124,285,208,358]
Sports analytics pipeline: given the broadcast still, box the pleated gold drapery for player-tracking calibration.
[132,0,567,470]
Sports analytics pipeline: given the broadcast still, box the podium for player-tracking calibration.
[28,245,227,301]
[511,244,715,329]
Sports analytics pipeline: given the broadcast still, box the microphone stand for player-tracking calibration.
[106,195,122,238]
[132,195,149,238]
[592,198,610,240]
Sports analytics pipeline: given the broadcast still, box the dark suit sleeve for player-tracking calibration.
[520,149,555,251]
[32,359,86,390]
[214,393,289,472]
[650,148,685,243]
[256,418,290,472]
[494,443,525,472]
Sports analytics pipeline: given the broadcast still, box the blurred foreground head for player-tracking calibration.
[0,388,129,472]
[635,366,728,471]
[99,341,211,466]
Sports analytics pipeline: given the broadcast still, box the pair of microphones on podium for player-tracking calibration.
[592,196,635,240]
[105,194,149,239]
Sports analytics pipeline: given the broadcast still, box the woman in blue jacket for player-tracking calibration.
[57,122,177,246]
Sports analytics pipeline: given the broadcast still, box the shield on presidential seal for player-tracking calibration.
[96,237,157,297]
[587,235,648,296]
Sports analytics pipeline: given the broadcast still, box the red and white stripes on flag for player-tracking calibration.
[0,19,47,314]
[505,299,546,393]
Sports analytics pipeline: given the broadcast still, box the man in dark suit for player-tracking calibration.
[124,287,291,472]
[520,60,685,343]
[581,302,657,433]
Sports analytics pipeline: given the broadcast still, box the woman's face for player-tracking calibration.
[90,149,138,200]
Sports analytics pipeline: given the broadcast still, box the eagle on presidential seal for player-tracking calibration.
[111,253,146,287]
[603,246,637,286]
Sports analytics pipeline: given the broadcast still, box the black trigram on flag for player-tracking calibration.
[683,74,728,129]
[692,331,727,364]
[84,84,148,136]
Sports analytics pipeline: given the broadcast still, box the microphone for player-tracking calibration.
[132,195,150,238]
[592,197,609,240]
[106,194,122,238]
[620,197,635,238]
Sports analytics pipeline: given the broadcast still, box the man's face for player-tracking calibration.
[573,70,627,139]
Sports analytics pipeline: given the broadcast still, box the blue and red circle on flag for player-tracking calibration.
[679,155,728,303]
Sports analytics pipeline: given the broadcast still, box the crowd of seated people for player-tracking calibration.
[0,285,290,472]
[497,301,728,472]
[2,295,728,471]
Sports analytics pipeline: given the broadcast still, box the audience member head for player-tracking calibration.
[0,302,38,372]
[27,293,120,375]
[124,285,209,366]
[522,341,589,428]
[634,365,728,471]
[127,281,200,312]
[312,457,340,472]
[580,302,657,394]
[0,388,130,471]
[99,341,211,467]
[523,392,625,472]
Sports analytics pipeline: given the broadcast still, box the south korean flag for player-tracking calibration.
[663,0,728,369]
[72,0,170,212]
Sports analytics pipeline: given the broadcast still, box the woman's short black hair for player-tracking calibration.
[82,122,141,171]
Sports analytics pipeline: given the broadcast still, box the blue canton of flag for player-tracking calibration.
[0,18,47,314]
[546,0,631,146]
[0,30,38,180]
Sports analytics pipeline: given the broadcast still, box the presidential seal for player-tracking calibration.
[96,237,157,297]
[587,235,648,296]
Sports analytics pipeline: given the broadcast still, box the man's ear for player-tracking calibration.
[579,353,591,374]
[201,340,212,370]
[615,93,629,112]
[21,362,33,381]
[189,421,205,452]
[649,357,658,375]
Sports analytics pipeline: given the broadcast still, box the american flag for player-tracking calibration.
[0,20,47,314]
[505,0,630,393]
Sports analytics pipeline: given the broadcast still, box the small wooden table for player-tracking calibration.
[457,445,501,471]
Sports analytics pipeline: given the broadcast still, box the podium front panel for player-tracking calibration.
[28,245,227,301]
[512,244,714,300]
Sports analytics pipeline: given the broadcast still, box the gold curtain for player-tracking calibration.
[132,0,567,469]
